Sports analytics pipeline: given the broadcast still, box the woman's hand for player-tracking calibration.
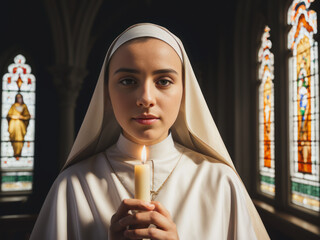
[110,199,179,240]
[123,201,179,240]
[110,199,155,240]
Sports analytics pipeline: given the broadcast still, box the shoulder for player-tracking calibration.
[56,152,108,183]
[175,142,237,174]
[203,161,242,189]
[45,152,115,206]
[175,143,243,189]
[8,103,16,110]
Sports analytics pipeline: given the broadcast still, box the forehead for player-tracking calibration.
[109,37,182,67]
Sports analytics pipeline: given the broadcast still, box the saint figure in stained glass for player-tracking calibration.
[297,51,312,173]
[6,93,31,159]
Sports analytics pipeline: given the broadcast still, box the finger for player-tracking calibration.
[110,212,130,233]
[151,201,171,219]
[120,211,171,231]
[124,227,167,240]
[113,199,155,222]
[110,215,150,233]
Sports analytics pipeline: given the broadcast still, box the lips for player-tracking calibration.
[133,114,159,125]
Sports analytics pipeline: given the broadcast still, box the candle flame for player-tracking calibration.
[141,145,147,164]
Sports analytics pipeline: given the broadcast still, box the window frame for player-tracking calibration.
[0,51,38,214]
[254,0,320,228]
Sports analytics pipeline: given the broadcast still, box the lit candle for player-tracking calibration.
[134,145,150,202]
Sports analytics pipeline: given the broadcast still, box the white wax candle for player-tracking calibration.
[134,145,150,202]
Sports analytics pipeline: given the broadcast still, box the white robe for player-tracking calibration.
[30,134,257,240]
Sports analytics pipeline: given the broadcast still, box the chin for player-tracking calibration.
[131,129,167,145]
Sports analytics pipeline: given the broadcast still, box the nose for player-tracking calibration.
[136,82,156,108]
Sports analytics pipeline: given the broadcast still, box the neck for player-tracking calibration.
[116,132,176,160]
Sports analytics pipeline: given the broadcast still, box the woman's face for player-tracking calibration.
[108,38,183,145]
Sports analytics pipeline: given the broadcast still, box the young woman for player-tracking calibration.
[30,23,269,240]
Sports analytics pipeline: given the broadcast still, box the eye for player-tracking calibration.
[156,79,172,87]
[119,78,137,86]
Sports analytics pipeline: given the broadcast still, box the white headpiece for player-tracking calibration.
[108,24,183,62]
[62,23,269,239]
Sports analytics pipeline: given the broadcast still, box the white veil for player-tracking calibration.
[62,23,269,239]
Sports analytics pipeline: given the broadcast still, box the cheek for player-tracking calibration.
[111,94,131,117]
[162,91,183,122]
[109,87,128,117]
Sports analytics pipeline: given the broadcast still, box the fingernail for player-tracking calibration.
[145,202,155,208]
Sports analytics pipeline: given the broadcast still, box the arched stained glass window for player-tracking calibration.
[288,0,320,212]
[258,26,275,197]
[0,54,36,192]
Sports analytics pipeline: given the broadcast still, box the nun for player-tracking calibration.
[30,23,269,240]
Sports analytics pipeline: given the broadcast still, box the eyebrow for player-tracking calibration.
[153,69,178,75]
[113,68,178,75]
[113,68,139,75]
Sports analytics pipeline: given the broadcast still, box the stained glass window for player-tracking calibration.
[0,54,35,192]
[288,0,320,212]
[258,26,275,197]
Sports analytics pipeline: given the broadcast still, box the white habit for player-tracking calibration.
[31,134,257,239]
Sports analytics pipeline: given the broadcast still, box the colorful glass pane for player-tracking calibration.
[0,54,35,192]
[288,0,320,212]
[1,172,33,192]
[258,26,275,196]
